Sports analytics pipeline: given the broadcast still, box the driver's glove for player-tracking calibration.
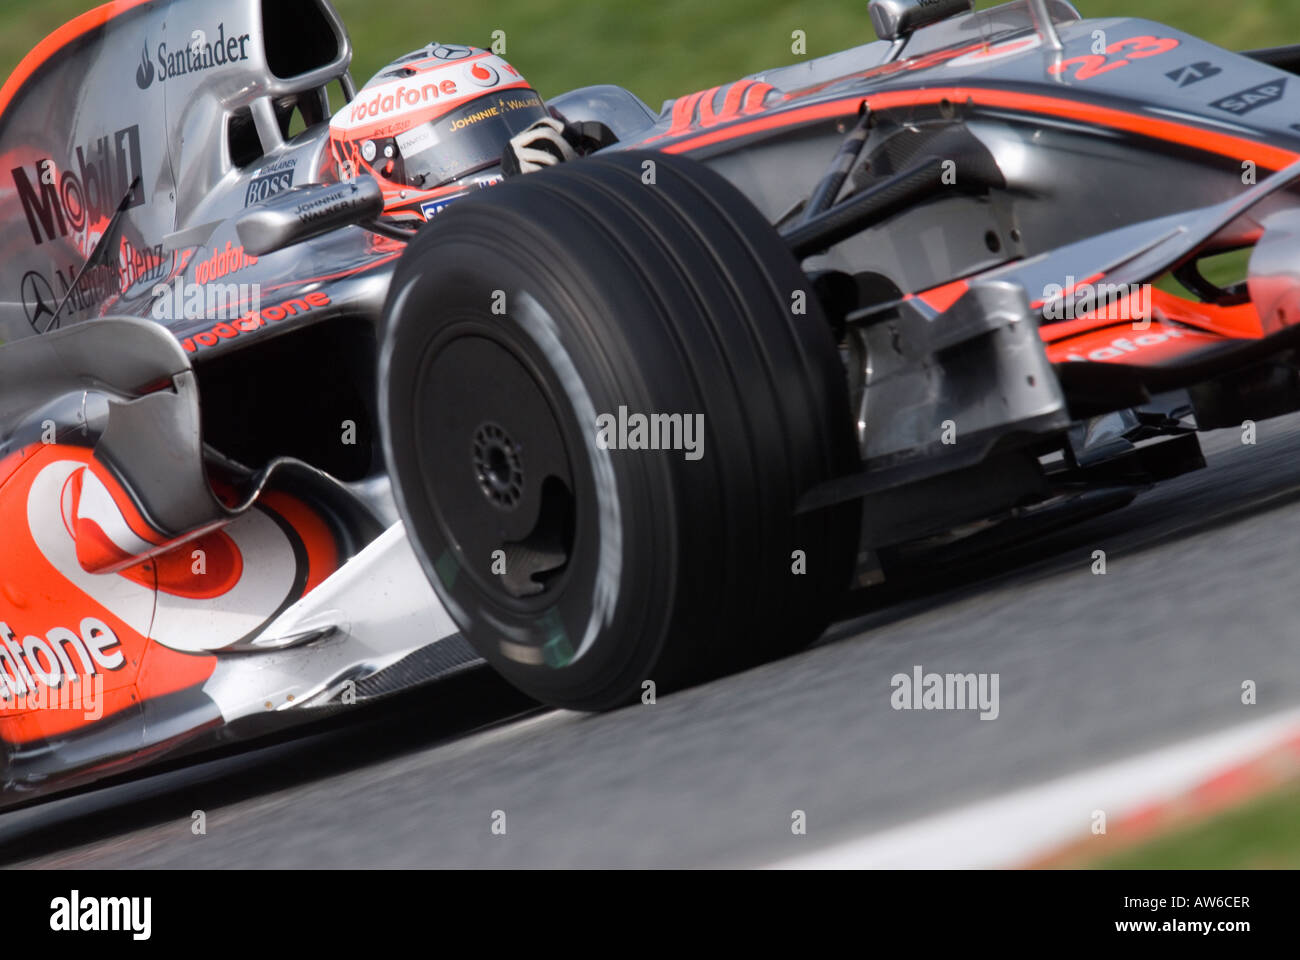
[501,118,577,176]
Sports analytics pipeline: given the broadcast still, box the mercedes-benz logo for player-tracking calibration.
[431,44,473,60]
[21,270,60,334]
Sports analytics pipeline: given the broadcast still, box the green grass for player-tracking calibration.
[1086,779,1300,869]
[3,1,1300,109]
[1154,247,1252,297]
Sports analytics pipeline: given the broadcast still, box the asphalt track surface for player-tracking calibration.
[6,413,1300,868]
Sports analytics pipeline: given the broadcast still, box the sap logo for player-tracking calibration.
[11,126,144,246]
[1166,61,1221,88]
[1210,78,1287,115]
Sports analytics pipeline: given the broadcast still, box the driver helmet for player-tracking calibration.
[328,43,550,224]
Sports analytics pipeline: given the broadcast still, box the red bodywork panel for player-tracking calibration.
[0,443,341,746]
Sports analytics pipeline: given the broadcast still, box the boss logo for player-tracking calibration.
[246,169,294,206]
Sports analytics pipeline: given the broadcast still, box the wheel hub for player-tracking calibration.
[473,422,524,509]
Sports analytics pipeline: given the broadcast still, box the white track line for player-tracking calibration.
[771,706,1300,869]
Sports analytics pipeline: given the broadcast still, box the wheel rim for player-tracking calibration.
[414,329,579,605]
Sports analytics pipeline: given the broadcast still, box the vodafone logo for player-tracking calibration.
[467,61,499,87]
[345,78,461,126]
[0,617,123,702]
[330,54,523,133]
[1062,327,1188,363]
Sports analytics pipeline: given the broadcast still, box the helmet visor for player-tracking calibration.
[394,89,550,189]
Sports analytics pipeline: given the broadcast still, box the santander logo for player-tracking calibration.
[135,40,155,89]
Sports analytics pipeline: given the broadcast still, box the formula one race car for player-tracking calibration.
[6,0,1300,805]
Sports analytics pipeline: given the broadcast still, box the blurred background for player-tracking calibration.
[3,1,1300,110]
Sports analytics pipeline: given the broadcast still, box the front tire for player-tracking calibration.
[381,150,859,709]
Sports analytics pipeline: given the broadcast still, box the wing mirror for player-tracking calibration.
[236,178,385,257]
[868,0,972,42]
